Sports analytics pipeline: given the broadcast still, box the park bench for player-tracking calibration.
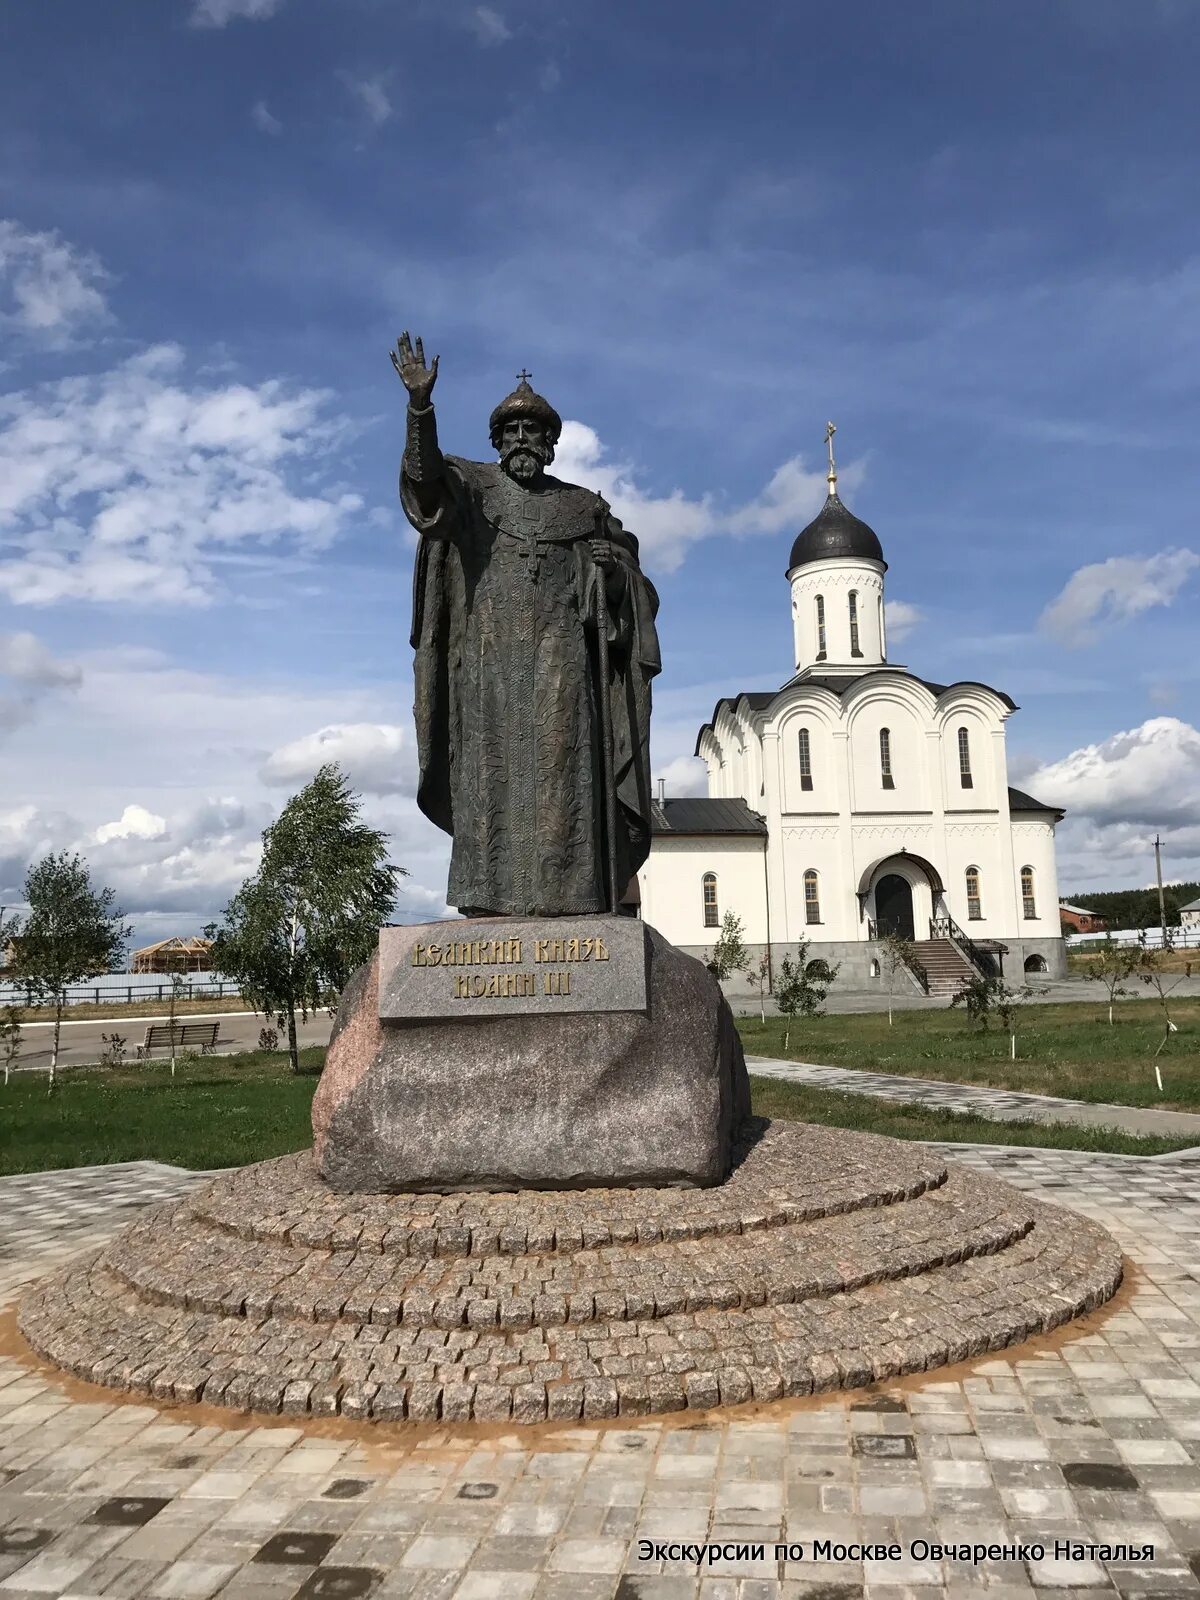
[136,1021,222,1060]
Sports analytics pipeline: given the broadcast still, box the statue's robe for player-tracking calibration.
[403,456,660,916]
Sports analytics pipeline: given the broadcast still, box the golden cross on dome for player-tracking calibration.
[516,368,533,386]
[824,421,837,493]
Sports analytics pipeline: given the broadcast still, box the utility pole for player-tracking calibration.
[1154,835,1168,946]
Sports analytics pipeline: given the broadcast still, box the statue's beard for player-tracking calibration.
[501,442,549,482]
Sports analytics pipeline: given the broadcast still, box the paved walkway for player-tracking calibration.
[11,1012,332,1073]
[2,1150,1200,1599]
[746,1057,1200,1141]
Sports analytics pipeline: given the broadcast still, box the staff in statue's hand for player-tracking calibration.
[589,537,615,571]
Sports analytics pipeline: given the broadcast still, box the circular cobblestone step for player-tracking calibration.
[19,1121,1122,1425]
[186,1121,948,1256]
[99,1166,1034,1327]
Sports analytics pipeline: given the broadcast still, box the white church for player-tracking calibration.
[635,432,1066,995]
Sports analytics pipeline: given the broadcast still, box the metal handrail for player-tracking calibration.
[929,913,990,976]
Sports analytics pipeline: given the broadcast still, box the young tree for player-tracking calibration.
[207,764,402,1074]
[773,941,840,1051]
[742,949,771,1023]
[1,1005,21,1086]
[881,933,919,1026]
[1082,940,1140,1026]
[1134,935,1183,1091]
[167,972,186,1078]
[708,912,749,983]
[10,853,129,1095]
[993,979,1047,1062]
[952,972,1044,1059]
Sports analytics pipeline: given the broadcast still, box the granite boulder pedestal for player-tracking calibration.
[311,917,750,1193]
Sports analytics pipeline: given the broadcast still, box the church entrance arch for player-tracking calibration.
[874,874,915,941]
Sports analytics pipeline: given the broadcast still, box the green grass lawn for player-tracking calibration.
[0,1044,1193,1176]
[736,999,1200,1110]
[0,1049,322,1175]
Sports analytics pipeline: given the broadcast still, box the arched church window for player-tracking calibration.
[957,726,973,789]
[878,594,886,657]
[879,727,895,789]
[1021,866,1037,920]
[849,591,862,657]
[815,596,827,659]
[803,869,821,925]
[798,727,813,791]
[702,872,719,928]
[965,866,982,921]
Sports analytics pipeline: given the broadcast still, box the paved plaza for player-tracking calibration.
[1,1141,1199,1600]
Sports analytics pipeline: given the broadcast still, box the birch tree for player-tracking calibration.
[9,854,128,1095]
[207,764,402,1074]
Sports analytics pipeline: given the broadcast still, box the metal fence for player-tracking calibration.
[0,973,242,1007]
[1066,926,1200,951]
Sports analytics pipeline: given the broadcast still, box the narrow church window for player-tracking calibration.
[958,726,973,788]
[880,727,895,789]
[966,866,982,920]
[702,872,719,927]
[798,727,813,791]
[804,869,821,924]
[849,591,862,656]
[815,595,826,659]
[878,594,886,656]
[1021,866,1037,920]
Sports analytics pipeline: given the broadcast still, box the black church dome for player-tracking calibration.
[787,492,886,572]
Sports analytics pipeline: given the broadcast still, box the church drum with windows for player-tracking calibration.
[636,435,1065,995]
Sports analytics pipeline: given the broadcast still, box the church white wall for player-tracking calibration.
[687,643,1066,972]
[1009,819,1061,942]
[789,558,886,671]
[847,694,930,812]
[636,835,768,951]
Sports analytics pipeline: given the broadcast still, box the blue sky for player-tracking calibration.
[2,0,1199,940]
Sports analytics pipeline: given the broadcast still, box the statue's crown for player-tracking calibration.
[489,373,562,447]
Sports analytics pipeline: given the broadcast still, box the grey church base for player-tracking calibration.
[678,936,1068,995]
[312,925,750,1193]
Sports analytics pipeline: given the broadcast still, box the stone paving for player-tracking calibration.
[17,1126,1120,1426]
[746,1059,1200,1141]
[1,1142,1199,1598]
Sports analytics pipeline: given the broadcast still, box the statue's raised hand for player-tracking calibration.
[391,331,439,407]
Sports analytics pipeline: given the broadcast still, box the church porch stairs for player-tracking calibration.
[910,938,979,999]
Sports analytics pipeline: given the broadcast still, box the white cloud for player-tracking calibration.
[885,600,924,644]
[470,6,511,45]
[1039,549,1199,646]
[0,343,363,607]
[0,803,75,904]
[1027,716,1200,830]
[339,71,393,126]
[261,723,413,795]
[0,632,81,740]
[94,804,168,845]
[1026,716,1200,891]
[0,632,80,688]
[554,421,855,574]
[1,653,449,937]
[190,0,285,26]
[252,99,283,135]
[0,219,110,344]
[656,755,709,799]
